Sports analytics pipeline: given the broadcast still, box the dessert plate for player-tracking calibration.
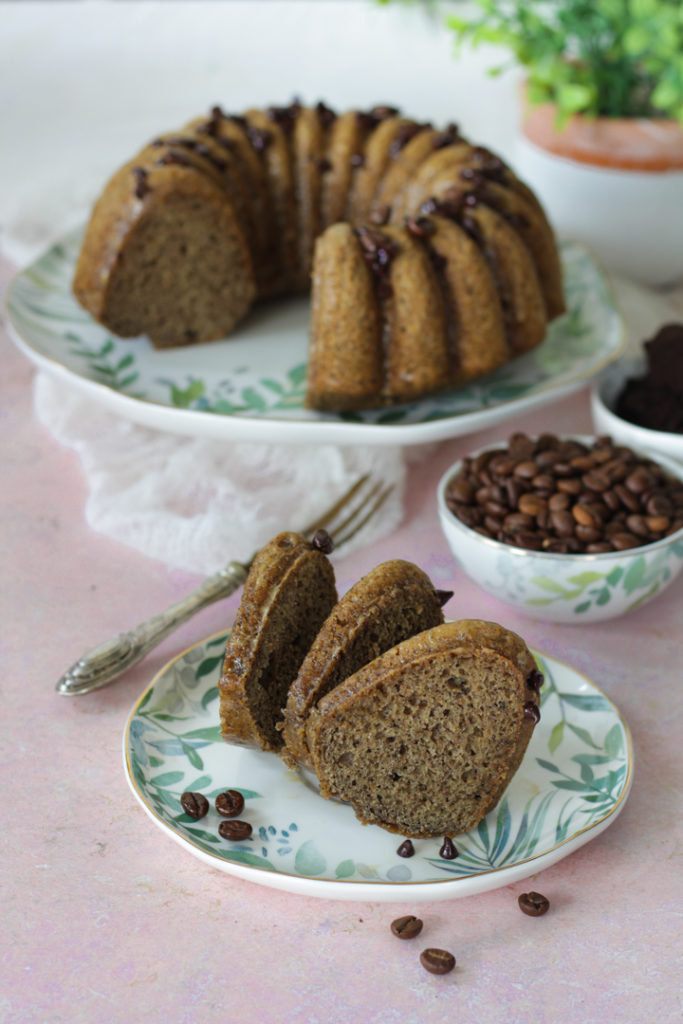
[7,233,623,446]
[123,633,632,902]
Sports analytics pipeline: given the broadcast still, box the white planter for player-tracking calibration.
[515,109,683,289]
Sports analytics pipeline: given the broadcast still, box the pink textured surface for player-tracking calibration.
[2,255,681,1024]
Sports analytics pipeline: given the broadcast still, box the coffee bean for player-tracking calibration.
[439,836,459,859]
[444,435,683,555]
[518,891,550,916]
[218,819,252,841]
[215,789,245,818]
[180,791,209,819]
[397,839,415,858]
[390,915,423,939]
[420,948,456,975]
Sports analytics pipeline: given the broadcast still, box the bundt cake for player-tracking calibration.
[305,619,542,838]
[281,559,449,767]
[73,101,565,409]
[218,531,338,752]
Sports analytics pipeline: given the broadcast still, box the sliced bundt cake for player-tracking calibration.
[305,619,542,838]
[73,100,565,405]
[218,532,338,752]
[281,559,449,767]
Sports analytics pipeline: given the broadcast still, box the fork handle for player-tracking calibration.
[56,560,250,696]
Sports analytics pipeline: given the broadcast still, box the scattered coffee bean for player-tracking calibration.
[518,891,550,916]
[419,948,456,975]
[397,839,415,858]
[215,789,245,818]
[390,915,423,939]
[439,836,458,860]
[445,434,683,554]
[180,791,209,820]
[218,819,252,841]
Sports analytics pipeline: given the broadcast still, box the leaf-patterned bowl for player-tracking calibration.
[437,438,683,623]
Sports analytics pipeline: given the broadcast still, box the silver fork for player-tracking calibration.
[56,475,394,696]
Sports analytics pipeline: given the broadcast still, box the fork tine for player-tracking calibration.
[333,483,394,549]
[301,474,370,536]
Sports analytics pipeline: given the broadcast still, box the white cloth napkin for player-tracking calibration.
[33,371,406,573]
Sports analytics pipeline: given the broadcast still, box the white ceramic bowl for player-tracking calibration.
[590,355,683,464]
[437,438,683,624]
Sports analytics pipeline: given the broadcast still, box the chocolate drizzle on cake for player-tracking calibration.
[266,101,302,135]
[432,123,462,150]
[356,226,398,300]
[390,121,430,158]
[132,166,149,199]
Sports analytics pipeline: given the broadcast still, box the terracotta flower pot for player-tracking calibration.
[515,101,683,288]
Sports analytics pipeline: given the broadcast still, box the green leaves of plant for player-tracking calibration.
[445,0,683,122]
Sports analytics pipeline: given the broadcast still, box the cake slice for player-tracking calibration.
[244,107,299,294]
[291,104,334,289]
[371,224,452,404]
[218,532,338,752]
[282,560,447,766]
[306,222,383,410]
[72,158,255,347]
[188,108,281,299]
[346,115,414,225]
[305,620,542,837]
[423,214,509,383]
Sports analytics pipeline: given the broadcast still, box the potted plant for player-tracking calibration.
[446,0,683,287]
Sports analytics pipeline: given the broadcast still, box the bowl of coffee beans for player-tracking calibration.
[437,433,683,623]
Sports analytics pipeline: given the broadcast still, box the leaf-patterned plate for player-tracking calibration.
[7,232,623,446]
[123,633,632,901]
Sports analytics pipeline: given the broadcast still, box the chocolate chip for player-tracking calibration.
[439,836,458,860]
[311,528,334,554]
[390,915,423,939]
[518,891,550,916]
[419,948,456,975]
[132,166,150,199]
[435,589,453,607]
[218,819,252,841]
[397,839,415,858]
[523,701,541,724]
[215,789,245,818]
[526,669,544,691]
[405,215,435,238]
[180,791,209,819]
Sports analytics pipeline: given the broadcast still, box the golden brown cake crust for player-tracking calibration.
[218,532,337,752]
[281,559,445,766]
[305,620,540,837]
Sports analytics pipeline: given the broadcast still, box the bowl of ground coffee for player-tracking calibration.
[437,433,683,623]
[590,325,683,464]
